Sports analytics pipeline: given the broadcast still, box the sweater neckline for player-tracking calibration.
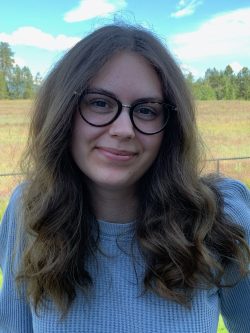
[97,219,136,239]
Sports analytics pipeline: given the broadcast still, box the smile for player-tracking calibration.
[96,147,137,161]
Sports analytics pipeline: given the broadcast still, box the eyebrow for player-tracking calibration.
[87,87,164,103]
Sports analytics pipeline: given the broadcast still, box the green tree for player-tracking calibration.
[9,66,35,99]
[0,42,15,97]
[0,42,37,99]
[22,66,34,98]
[223,65,236,99]
[236,67,250,100]
[192,80,216,100]
[184,72,195,96]
[204,68,224,99]
[9,65,24,98]
[0,70,8,98]
[224,65,234,77]
[0,42,14,78]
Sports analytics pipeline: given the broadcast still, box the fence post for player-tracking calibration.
[216,159,220,174]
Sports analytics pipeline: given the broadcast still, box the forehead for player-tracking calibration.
[89,52,163,100]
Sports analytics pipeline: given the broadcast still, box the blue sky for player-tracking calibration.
[1,0,250,79]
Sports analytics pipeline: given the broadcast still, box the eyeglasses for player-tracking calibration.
[75,90,176,135]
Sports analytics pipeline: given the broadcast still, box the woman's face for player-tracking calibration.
[71,52,164,193]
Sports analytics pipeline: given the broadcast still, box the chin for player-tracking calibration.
[94,176,137,191]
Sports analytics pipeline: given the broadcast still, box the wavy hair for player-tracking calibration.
[17,23,250,314]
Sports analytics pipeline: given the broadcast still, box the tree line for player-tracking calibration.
[1,41,250,100]
[0,42,41,99]
[186,65,250,100]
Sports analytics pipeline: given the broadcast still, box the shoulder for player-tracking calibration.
[7,183,25,208]
[216,177,249,202]
[215,178,250,240]
[216,180,250,330]
[0,184,24,224]
[0,184,34,332]
[0,184,25,258]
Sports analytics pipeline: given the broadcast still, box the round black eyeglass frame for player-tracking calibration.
[75,90,177,135]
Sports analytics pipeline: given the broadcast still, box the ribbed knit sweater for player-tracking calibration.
[0,178,249,333]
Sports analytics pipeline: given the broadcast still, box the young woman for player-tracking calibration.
[0,24,249,333]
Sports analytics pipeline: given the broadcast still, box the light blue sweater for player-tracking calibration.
[0,178,250,333]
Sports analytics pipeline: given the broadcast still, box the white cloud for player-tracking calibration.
[230,62,243,74]
[64,0,127,22]
[171,0,203,18]
[0,27,81,51]
[180,63,199,77]
[170,8,250,60]
[171,7,194,18]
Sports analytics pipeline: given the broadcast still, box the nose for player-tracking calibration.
[109,106,135,139]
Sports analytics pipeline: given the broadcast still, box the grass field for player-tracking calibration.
[0,100,30,202]
[0,99,250,332]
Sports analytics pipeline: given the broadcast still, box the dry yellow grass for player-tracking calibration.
[196,100,250,159]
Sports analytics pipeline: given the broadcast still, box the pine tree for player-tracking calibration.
[0,42,38,99]
[22,66,34,98]
[0,42,14,76]
[236,67,250,100]
[0,70,8,98]
[9,65,23,98]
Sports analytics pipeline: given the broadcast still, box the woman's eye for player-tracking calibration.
[134,106,157,119]
[140,108,155,114]
[91,100,108,108]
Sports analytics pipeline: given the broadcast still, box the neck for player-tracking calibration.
[89,185,138,224]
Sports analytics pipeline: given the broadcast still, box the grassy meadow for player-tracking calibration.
[196,100,250,186]
[0,100,31,207]
[0,99,250,333]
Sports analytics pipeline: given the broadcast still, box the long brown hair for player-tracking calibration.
[17,23,250,314]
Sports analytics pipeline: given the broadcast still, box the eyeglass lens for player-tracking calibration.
[79,92,170,134]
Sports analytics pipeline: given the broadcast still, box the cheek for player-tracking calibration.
[71,113,93,148]
[142,133,163,159]
[70,114,106,163]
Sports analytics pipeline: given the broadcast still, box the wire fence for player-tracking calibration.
[201,156,250,187]
[205,156,250,174]
[0,172,24,177]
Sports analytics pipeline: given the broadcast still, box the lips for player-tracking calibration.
[99,147,136,155]
[96,147,137,161]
